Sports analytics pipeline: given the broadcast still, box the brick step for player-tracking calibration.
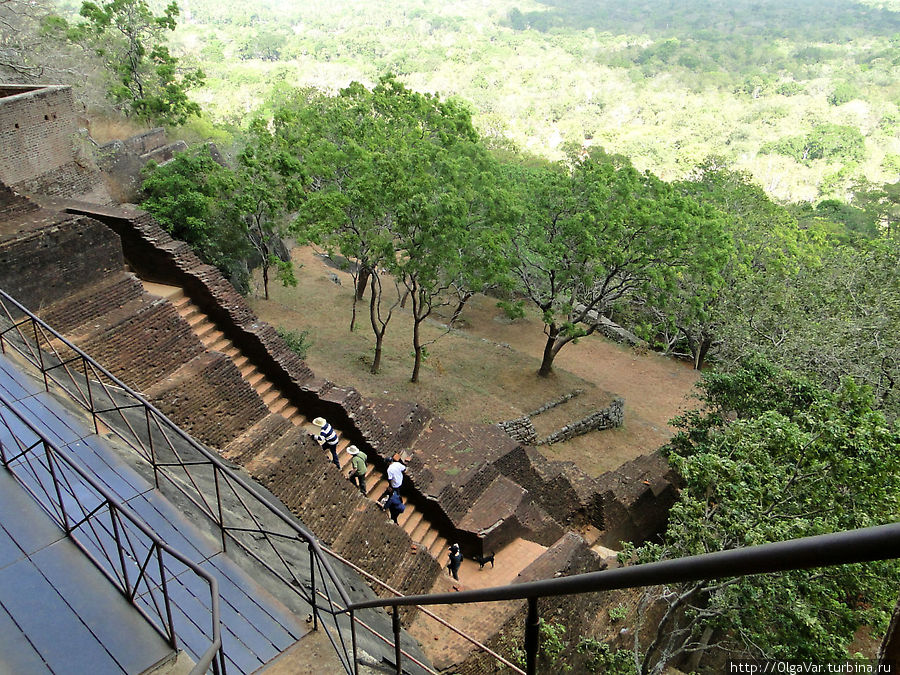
[261,389,279,406]
[246,370,264,388]
[194,320,217,340]
[233,355,249,370]
[429,536,448,558]
[256,379,274,398]
[268,397,290,415]
[198,326,222,343]
[223,346,240,359]
[420,527,441,552]
[209,336,231,352]
[409,517,431,543]
[183,308,205,328]
[171,293,190,310]
[397,505,420,530]
[367,477,389,501]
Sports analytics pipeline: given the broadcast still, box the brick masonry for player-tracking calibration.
[0,85,109,203]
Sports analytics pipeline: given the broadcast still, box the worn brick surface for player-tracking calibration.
[38,273,145,334]
[0,86,108,203]
[75,295,204,391]
[147,351,269,449]
[0,212,123,312]
[222,413,295,464]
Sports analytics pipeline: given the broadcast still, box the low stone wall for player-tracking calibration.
[537,397,625,445]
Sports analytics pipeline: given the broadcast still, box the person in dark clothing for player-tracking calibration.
[447,543,463,581]
[384,488,405,524]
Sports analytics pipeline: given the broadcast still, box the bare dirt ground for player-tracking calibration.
[249,247,701,476]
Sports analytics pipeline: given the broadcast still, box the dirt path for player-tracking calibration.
[250,247,701,476]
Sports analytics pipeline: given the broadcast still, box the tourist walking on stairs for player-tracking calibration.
[384,488,405,524]
[447,543,463,581]
[346,445,367,495]
[386,452,406,493]
[312,417,340,468]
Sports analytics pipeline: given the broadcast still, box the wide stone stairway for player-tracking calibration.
[144,281,450,560]
[0,351,311,674]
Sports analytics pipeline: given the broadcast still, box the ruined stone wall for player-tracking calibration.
[0,86,109,203]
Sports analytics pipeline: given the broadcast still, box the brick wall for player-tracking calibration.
[147,351,270,450]
[0,213,124,311]
[0,86,76,187]
[0,86,108,202]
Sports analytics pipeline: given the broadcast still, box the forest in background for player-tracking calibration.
[2,0,900,670]
[150,0,900,203]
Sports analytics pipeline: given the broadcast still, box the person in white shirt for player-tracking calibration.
[386,453,407,493]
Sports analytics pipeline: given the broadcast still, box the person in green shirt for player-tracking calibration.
[346,445,367,495]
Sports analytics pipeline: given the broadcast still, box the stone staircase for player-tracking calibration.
[146,282,451,561]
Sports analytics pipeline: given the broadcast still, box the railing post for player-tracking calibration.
[524,596,540,675]
[392,605,402,675]
[43,441,70,533]
[157,545,178,650]
[213,466,226,552]
[84,359,99,435]
[146,408,160,489]
[32,320,49,392]
[110,507,132,598]
[308,543,318,631]
[349,609,359,675]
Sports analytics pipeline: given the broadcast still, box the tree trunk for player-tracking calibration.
[694,336,712,371]
[538,327,559,377]
[411,317,422,383]
[356,268,370,300]
[262,264,270,300]
[369,273,385,374]
[449,292,472,326]
[400,289,410,308]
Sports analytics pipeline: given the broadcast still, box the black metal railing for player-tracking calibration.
[0,288,450,674]
[348,516,900,674]
[0,392,224,674]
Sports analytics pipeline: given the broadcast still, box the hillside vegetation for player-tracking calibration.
[168,0,900,201]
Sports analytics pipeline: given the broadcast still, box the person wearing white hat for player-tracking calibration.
[311,417,340,468]
[346,445,368,495]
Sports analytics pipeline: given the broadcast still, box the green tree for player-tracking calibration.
[508,149,717,377]
[74,0,204,125]
[141,148,251,288]
[628,359,900,673]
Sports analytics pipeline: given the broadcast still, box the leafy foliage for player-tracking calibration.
[626,359,900,672]
[71,0,203,125]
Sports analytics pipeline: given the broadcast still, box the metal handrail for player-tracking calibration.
[0,392,224,674]
[3,290,897,674]
[348,522,900,673]
[0,289,359,673]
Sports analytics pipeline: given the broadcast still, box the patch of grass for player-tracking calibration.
[276,327,312,359]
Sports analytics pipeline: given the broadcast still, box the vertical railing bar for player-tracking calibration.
[391,606,402,675]
[214,466,227,552]
[32,319,49,391]
[157,545,178,649]
[525,596,539,675]
[84,358,99,435]
[109,507,132,597]
[350,609,359,675]
[43,440,71,531]
[146,407,159,488]
[309,543,318,631]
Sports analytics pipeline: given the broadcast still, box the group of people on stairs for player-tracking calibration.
[311,417,464,582]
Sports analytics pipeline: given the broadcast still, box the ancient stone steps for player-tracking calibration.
[158,286,451,564]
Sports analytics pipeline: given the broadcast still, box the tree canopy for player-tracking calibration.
[626,358,900,673]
